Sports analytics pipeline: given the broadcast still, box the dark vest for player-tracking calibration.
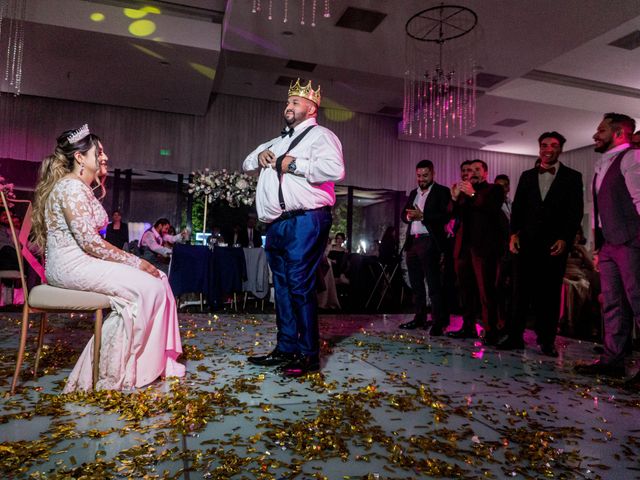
[594,148,640,248]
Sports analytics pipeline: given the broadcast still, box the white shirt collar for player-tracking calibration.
[602,142,631,158]
[288,117,318,134]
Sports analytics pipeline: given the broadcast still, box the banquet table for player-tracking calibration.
[169,243,247,308]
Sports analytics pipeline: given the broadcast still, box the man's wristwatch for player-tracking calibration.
[287,160,297,174]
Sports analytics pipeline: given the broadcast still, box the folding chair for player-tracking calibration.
[365,257,406,310]
[1,190,111,394]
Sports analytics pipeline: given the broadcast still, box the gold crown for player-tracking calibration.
[288,78,321,106]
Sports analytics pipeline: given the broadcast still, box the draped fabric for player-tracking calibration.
[0,92,598,200]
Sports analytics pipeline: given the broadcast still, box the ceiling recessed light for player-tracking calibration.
[281,31,294,36]
[160,61,170,66]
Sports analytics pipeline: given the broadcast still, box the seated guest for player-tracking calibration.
[223,222,243,247]
[327,232,347,276]
[30,125,184,391]
[226,214,263,248]
[140,218,173,272]
[562,228,600,337]
[243,212,263,248]
[163,225,177,248]
[162,224,188,248]
[104,209,129,249]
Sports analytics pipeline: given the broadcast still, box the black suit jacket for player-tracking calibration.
[511,163,583,251]
[402,182,451,252]
[452,181,506,259]
[237,227,263,248]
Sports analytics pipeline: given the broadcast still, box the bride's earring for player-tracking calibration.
[80,162,85,176]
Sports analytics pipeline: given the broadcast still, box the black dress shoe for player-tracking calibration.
[540,344,558,357]
[574,361,625,378]
[399,319,427,330]
[496,336,525,351]
[282,355,320,377]
[446,328,477,339]
[248,349,297,366]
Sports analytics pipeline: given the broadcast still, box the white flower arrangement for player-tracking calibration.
[188,168,257,208]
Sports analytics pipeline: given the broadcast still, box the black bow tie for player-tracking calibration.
[281,127,294,138]
[538,166,556,175]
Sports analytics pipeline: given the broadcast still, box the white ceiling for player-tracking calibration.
[2,0,640,155]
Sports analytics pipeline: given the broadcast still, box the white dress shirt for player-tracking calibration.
[594,143,640,216]
[163,232,185,245]
[242,117,345,223]
[538,163,558,201]
[501,198,512,221]
[410,184,433,235]
[141,228,172,256]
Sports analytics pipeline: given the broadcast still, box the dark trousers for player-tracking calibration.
[265,208,332,357]
[598,241,640,366]
[511,248,567,346]
[456,248,499,335]
[405,235,449,327]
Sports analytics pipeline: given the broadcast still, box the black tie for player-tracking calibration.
[281,127,294,138]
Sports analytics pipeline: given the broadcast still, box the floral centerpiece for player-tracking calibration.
[188,169,257,238]
[188,168,257,207]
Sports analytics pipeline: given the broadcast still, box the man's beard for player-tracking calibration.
[285,110,296,126]
[594,138,612,153]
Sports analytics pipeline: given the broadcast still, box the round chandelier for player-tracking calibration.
[402,4,479,139]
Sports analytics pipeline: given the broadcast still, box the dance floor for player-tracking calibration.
[0,311,638,479]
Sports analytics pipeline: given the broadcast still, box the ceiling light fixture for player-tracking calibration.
[0,0,26,95]
[251,0,331,27]
[402,4,478,139]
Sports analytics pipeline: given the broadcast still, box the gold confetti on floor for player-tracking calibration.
[0,311,638,479]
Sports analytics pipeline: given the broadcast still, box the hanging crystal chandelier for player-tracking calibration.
[251,0,332,27]
[402,4,478,139]
[0,0,26,95]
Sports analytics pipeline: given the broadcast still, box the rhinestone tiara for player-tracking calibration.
[67,124,90,144]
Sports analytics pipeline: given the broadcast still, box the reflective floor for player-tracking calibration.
[0,311,638,479]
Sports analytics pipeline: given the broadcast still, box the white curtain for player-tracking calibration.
[1,92,598,201]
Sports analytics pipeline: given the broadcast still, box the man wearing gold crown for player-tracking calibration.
[242,79,345,376]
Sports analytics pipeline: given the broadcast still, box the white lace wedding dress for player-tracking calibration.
[44,177,185,392]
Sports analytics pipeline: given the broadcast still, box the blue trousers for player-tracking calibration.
[265,208,332,356]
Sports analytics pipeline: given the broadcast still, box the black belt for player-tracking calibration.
[273,205,331,223]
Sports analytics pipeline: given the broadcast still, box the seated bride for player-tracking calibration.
[31,124,185,392]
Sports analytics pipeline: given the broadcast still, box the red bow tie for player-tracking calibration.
[538,166,556,175]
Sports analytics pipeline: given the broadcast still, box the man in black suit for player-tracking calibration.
[228,212,263,248]
[498,132,583,356]
[399,159,451,336]
[241,212,263,248]
[447,160,506,344]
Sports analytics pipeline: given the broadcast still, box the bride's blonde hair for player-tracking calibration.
[32,129,101,249]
